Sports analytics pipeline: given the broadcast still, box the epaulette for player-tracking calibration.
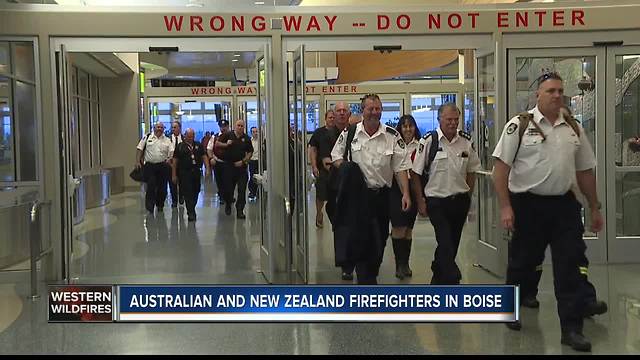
[423,132,432,140]
[458,130,472,141]
[385,126,399,137]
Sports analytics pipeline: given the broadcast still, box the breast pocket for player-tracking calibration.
[433,151,448,172]
[520,136,543,164]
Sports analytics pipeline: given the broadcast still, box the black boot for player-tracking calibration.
[392,238,404,279]
[402,238,413,277]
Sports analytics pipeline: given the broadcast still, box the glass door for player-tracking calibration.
[606,45,640,263]
[507,48,607,264]
[474,51,504,277]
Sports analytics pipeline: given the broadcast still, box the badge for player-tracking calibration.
[419,144,424,153]
[506,123,517,135]
[397,139,406,149]
[352,137,358,144]
[338,134,344,144]
[461,151,469,158]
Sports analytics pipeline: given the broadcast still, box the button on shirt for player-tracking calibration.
[137,133,172,164]
[331,122,410,189]
[492,106,597,196]
[412,128,481,198]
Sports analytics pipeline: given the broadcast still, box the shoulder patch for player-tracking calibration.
[458,130,471,141]
[337,133,345,144]
[397,139,406,149]
[419,143,424,153]
[385,126,399,137]
[506,123,518,135]
[423,132,432,140]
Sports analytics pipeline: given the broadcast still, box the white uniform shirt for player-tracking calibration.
[206,133,225,162]
[169,133,182,157]
[251,137,259,160]
[412,128,481,198]
[331,122,410,189]
[137,133,172,164]
[492,106,597,196]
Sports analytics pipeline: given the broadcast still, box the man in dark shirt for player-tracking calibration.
[216,120,254,219]
[172,128,210,222]
[308,110,335,228]
[208,120,230,205]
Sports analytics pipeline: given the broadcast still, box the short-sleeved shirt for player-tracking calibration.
[412,128,481,198]
[137,133,172,164]
[218,131,254,163]
[173,141,206,174]
[492,106,597,196]
[207,132,227,162]
[331,122,410,189]
[308,126,338,169]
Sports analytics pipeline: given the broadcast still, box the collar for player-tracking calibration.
[437,127,460,144]
[357,121,385,139]
[532,106,567,127]
[152,133,165,140]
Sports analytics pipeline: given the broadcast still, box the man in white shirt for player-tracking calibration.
[248,126,260,201]
[136,122,173,214]
[168,121,184,208]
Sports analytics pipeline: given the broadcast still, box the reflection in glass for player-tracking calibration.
[13,42,35,82]
[615,54,640,236]
[0,42,9,75]
[478,54,497,247]
[15,81,37,181]
[410,94,457,135]
[0,77,13,182]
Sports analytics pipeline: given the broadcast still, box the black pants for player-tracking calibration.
[426,193,471,285]
[224,163,248,211]
[178,169,202,218]
[248,159,259,198]
[355,188,390,285]
[169,175,184,206]
[143,162,168,212]
[524,201,598,305]
[213,161,226,198]
[507,191,585,333]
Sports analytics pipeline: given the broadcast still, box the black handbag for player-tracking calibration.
[130,133,151,182]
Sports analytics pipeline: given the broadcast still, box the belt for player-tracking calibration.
[511,191,573,200]
[367,187,388,194]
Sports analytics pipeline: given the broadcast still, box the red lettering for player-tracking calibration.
[190,16,204,32]
[329,86,335,93]
[208,88,215,95]
[164,16,184,32]
[448,13,462,29]
[283,16,302,31]
[232,16,244,32]
[468,13,479,28]
[324,16,337,31]
[351,86,357,93]
[307,16,321,32]
[225,88,232,94]
[210,16,225,31]
[516,12,528,28]
[553,10,564,26]
[247,87,255,95]
[497,12,509,28]
[397,14,411,30]
[191,88,199,95]
[378,15,390,30]
[572,10,585,26]
[534,11,546,27]
[322,86,327,93]
[428,14,441,29]
[252,16,266,31]
[237,87,246,94]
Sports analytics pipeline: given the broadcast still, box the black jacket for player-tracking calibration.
[331,161,370,266]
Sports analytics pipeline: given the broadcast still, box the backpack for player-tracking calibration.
[513,107,581,162]
[421,130,439,188]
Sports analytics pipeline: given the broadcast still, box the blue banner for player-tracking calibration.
[117,285,518,322]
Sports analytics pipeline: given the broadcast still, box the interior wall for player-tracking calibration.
[99,73,140,189]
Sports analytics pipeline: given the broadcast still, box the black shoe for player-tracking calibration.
[219,196,225,205]
[188,215,196,222]
[505,320,522,331]
[237,210,246,219]
[561,331,592,352]
[179,198,185,205]
[401,264,413,278]
[583,300,608,317]
[521,296,540,309]
[395,264,405,280]
[342,272,353,281]
[225,203,232,215]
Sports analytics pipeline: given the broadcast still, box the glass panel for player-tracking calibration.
[78,69,89,99]
[306,101,319,133]
[71,67,78,96]
[80,100,91,170]
[258,58,267,249]
[15,81,37,181]
[0,77,14,182]
[477,54,498,247]
[71,98,79,173]
[615,54,640,236]
[0,42,9,75]
[12,43,35,82]
[91,76,99,101]
[513,55,597,236]
[91,102,100,167]
[411,94,457,135]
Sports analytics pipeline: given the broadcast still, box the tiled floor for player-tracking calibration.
[0,185,638,354]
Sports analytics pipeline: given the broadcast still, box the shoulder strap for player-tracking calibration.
[425,130,439,176]
[342,124,358,161]
[559,107,581,138]
[141,132,152,153]
[513,112,533,163]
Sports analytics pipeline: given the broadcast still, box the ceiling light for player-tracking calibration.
[234,54,241,57]
[186,0,204,7]
[255,1,265,4]
[232,59,239,62]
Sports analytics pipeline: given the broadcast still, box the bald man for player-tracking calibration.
[216,120,254,219]
[172,128,210,222]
